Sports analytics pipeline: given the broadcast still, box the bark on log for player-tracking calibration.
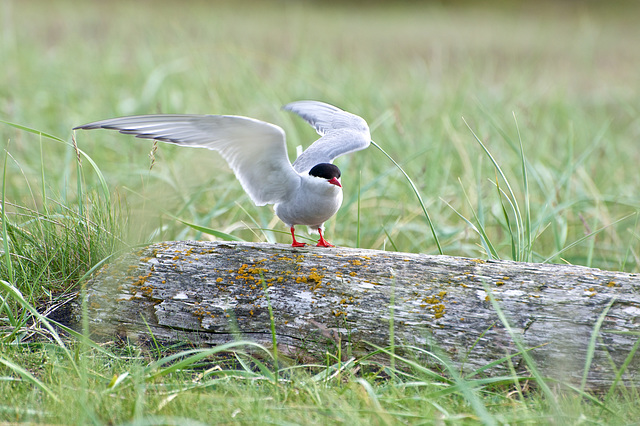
[76,241,640,390]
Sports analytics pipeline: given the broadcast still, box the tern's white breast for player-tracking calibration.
[274,176,343,228]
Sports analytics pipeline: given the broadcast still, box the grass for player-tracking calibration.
[2,0,640,423]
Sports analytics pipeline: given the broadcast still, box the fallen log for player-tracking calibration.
[74,240,640,390]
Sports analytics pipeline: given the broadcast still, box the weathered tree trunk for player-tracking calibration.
[75,241,640,390]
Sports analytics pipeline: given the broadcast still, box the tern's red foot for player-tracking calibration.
[316,228,334,247]
[316,240,334,247]
[290,226,306,247]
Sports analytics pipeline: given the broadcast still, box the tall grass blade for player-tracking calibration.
[513,112,531,261]
[602,331,640,406]
[430,352,496,425]
[355,378,383,411]
[0,121,66,144]
[371,140,442,254]
[1,150,13,284]
[144,342,271,380]
[364,343,452,383]
[0,356,60,402]
[261,273,279,391]
[169,215,245,242]
[389,271,396,376]
[440,197,498,259]
[382,227,399,252]
[237,353,276,382]
[39,138,49,216]
[466,344,545,379]
[463,118,523,258]
[543,213,636,263]
[48,319,116,358]
[458,179,500,259]
[581,298,616,391]
[549,381,611,413]
[72,133,85,219]
[483,282,560,413]
[493,175,518,260]
[356,170,361,248]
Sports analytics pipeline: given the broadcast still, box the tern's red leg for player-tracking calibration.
[316,228,334,247]
[290,226,306,247]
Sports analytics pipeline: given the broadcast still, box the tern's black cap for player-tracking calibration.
[309,163,341,180]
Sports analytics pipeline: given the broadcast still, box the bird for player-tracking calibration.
[73,100,371,247]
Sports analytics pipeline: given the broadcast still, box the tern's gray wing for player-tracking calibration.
[283,101,371,174]
[74,115,300,206]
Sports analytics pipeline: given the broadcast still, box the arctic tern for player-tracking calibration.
[73,101,371,247]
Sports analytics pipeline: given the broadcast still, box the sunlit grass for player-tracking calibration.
[1,0,640,423]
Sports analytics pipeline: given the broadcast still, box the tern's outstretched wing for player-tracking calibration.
[74,115,300,206]
[283,101,371,174]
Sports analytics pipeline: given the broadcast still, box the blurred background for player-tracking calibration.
[2,0,639,269]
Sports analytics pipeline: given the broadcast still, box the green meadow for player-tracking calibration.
[1,0,640,423]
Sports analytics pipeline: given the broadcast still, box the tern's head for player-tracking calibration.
[309,163,341,188]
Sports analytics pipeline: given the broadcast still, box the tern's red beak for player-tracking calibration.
[328,177,342,187]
